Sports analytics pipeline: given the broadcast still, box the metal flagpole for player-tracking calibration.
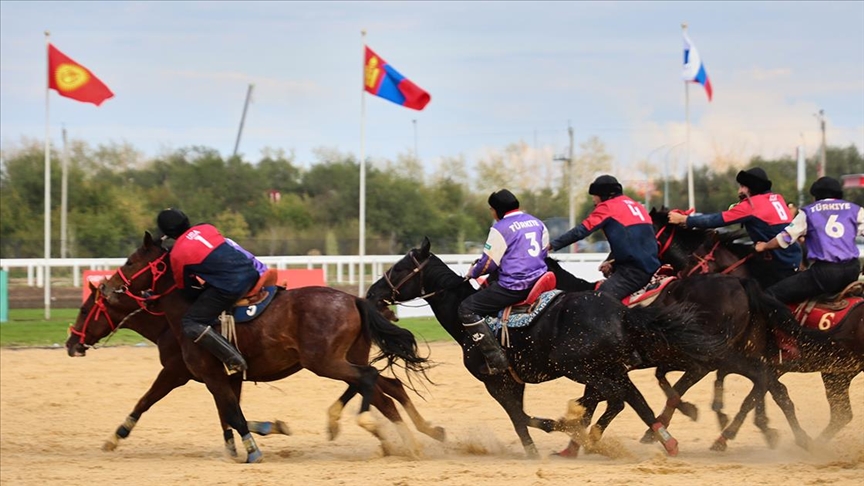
[43,31,52,319]
[232,83,254,158]
[358,30,367,296]
[61,126,68,258]
[683,23,695,211]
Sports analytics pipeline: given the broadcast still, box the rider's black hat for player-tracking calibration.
[588,175,623,200]
[736,167,772,195]
[156,208,191,239]
[488,189,520,219]
[809,176,843,200]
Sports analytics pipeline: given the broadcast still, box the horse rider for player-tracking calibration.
[156,208,259,374]
[547,175,661,301]
[461,189,549,375]
[755,176,864,304]
[668,167,802,289]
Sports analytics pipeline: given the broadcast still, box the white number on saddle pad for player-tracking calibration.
[825,214,845,238]
[771,201,789,221]
[525,232,541,257]
[246,305,257,317]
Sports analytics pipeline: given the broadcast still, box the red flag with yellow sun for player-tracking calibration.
[48,43,113,106]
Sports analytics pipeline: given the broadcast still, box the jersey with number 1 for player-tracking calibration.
[777,199,864,263]
[469,211,549,291]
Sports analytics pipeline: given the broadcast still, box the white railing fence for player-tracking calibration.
[0,253,607,289]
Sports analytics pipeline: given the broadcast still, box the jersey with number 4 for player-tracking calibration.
[687,192,801,269]
[469,211,549,291]
[550,195,660,275]
[777,199,864,262]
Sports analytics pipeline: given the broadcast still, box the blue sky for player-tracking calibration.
[2,1,863,183]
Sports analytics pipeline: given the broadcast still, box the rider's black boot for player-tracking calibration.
[193,325,247,375]
[463,319,508,374]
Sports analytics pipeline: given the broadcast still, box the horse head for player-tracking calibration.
[366,237,433,309]
[66,280,115,357]
[100,231,174,310]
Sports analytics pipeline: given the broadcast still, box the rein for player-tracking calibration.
[685,239,754,277]
[381,254,467,306]
[113,251,178,313]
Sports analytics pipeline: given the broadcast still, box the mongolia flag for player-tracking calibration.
[48,44,114,106]
[682,32,712,102]
[364,46,430,111]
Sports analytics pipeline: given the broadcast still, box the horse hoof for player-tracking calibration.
[795,434,813,452]
[246,449,263,463]
[552,442,580,458]
[679,402,698,421]
[429,426,446,442]
[763,428,780,449]
[102,436,119,452]
[663,438,679,457]
[274,420,292,436]
[640,429,656,444]
[248,421,273,436]
[710,436,728,452]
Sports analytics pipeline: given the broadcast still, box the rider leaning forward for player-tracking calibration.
[668,167,802,289]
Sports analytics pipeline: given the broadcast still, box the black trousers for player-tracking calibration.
[766,259,861,304]
[598,264,653,301]
[458,282,530,323]
[182,286,249,339]
[745,255,799,290]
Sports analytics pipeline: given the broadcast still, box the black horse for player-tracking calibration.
[650,207,864,441]
[546,257,814,453]
[366,237,728,457]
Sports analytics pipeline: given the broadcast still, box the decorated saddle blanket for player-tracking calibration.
[485,290,564,334]
[215,285,279,325]
[791,296,863,332]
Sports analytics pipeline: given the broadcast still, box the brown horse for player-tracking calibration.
[65,280,444,457]
[91,232,437,462]
[651,207,864,441]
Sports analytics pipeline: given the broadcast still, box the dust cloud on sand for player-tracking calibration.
[1,342,861,485]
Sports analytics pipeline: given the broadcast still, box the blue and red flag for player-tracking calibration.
[682,32,712,102]
[364,46,430,111]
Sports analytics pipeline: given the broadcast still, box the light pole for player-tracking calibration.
[814,109,826,177]
[663,142,686,208]
[554,124,575,251]
[643,144,668,209]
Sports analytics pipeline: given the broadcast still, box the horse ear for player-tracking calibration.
[144,231,154,247]
[420,237,431,258]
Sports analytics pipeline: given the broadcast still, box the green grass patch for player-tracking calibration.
[1,309,450,348]
[1,308,149,348]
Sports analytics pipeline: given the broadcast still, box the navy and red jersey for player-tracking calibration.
[686,193,802,270]
[550,195,660,275]
[169,224,259,296]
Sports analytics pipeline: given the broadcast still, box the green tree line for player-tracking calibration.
[1,138,861,258]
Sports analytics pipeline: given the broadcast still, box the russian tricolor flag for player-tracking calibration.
[682,32,712,101]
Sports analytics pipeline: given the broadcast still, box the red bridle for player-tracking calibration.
[68,288,119,345]
[111,251,177,313]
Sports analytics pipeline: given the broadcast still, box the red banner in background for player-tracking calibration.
[81,270,114,302]
[276,269,325,289]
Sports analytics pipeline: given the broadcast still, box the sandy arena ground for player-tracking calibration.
[1,342,862,485]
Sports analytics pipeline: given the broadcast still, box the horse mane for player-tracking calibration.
[424,253,467,290]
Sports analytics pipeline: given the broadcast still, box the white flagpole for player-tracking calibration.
[43,31,52,319]
[683,23,695,211]
[358,30,367,297]
[61,125,68,259]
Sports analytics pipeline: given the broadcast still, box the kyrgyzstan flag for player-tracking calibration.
[48,43,114,106]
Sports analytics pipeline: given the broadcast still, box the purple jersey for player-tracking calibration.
[225,238,269,276]
[468,211,549,291]
[776,199,864,263]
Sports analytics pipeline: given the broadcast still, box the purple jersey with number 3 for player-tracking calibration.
[778,199,864,262]
[468,211,549,290]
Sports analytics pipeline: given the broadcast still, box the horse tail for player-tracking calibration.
[355,298,434,385]
[626,302,727,364]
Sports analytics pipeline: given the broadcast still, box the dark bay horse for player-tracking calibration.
[66,280,444,456]
[366,238,728,458]
[546,258,814,453]
[92,232,436,463]
[651,207,864,441]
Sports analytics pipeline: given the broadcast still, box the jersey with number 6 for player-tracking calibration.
[776,199,864,263]
[686,192,801,269]
[468,211,549,291]
[549,195,660,275]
